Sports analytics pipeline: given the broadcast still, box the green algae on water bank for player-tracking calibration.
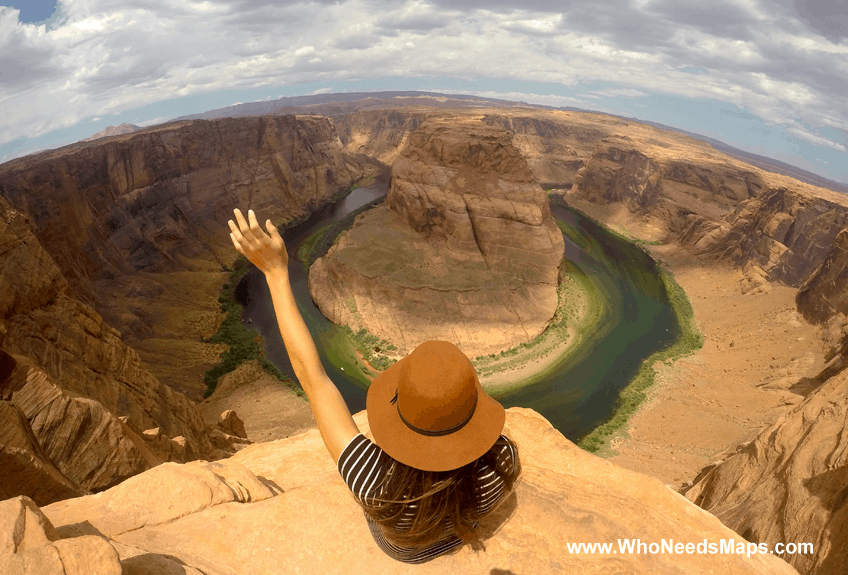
[202,172,384,401]
[471,257,605,397]
[296,206,610,399]
[571,207,705,457]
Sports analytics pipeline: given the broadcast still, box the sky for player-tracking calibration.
[1,1,847,185]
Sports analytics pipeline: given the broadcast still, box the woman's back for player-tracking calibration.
[338,432,521,564]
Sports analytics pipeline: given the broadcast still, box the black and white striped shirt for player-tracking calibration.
[337,433,516,564]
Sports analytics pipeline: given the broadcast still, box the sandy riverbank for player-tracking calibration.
[347,253,601,398]
[566,198,828,489]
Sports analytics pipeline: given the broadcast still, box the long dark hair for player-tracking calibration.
[358,432,522,549]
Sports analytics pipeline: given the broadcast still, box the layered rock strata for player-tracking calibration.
[1,114,366,504]
[309,116,565,357]
[684,367,848,575]
[797,229,848,323]
[0,408,792,574]
[0,400,88,506]
[0,114,368,340]
[336,110,427,165]
[3,357,163,493]
[0,196,240,504]
[480,113,605,187]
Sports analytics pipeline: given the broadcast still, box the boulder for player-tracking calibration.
[3,357,162,494]
[218,409,247,439]
[38,408,797,574]
[0,496,121,575]
[0,398,89,506]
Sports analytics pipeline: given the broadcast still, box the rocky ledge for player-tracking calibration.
[3,408,798,575]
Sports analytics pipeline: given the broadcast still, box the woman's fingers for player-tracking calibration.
[266,219,281,240]
[248,209,263,236]
[233,209,258,244]
[229,232,244,254]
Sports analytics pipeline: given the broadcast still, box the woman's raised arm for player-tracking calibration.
[228,208,360,462]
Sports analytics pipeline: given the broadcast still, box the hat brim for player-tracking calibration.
[366,355,506,472]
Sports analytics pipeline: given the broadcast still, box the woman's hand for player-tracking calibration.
[228,208,288,275]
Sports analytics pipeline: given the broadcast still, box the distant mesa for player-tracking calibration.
[84,123,142,142]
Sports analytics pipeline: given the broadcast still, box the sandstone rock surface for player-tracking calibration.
[0,496,122,575]
[693,188,848,291]
[336,110,426,165]
[1,114,370,504]
[218,409,247,439]
[797,228,848,323]
[32,408,798,574]
[2,355,164,494]
[684,366,848,575]
[0,114,367,340]
[0,399,88,506]
[335,107,848,330]
[0,196,239,504]
[310,116,565,357]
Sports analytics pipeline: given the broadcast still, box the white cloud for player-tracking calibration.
[501,13,563,36]
[311,87,334,95]
[590,88,649,98]
[0,0,845,174]
[786,126,848,152]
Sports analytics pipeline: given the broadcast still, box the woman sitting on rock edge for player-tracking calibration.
[228,208,522,564]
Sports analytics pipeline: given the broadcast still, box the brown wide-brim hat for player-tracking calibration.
[367,340,505,472]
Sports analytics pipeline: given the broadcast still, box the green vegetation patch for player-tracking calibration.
[301,195,387,268]
[469,257,604,394]
[338,324,399,375]
[202,171,381,401]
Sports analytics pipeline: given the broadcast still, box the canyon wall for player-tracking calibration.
[336,110,427,165]
[0,114,368,333]
[0,115,369,504]
[526,110,848,575]
[0,194,231,503]
[683,367,848,575]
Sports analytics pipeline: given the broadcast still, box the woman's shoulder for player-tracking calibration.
[337,434,389,476]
